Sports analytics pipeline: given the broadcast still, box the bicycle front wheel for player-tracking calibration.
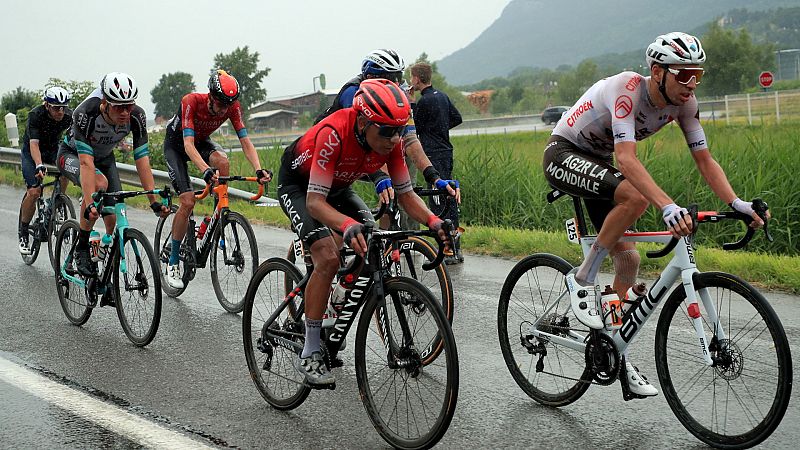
[112,228,162,347]
[243,257,310,410]
[211,211,258,313]
[356,276,459,450]
[497,254,591,407]
[47,194,75,271]
[655,272,793,449]
[54,219,92,326]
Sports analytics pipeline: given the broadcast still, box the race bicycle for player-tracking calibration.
[18,171,75,269]
[54,187,171,347]
[497,190,792,449]
[243,224,459,450]
[154,176,264,313]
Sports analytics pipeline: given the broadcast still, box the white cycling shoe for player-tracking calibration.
[624,361,659,397]
[166,263,184,289]
[565,270,604,329]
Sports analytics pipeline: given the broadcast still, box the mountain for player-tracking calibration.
[438,0,798,86]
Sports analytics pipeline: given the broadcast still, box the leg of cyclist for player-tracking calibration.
[278,184,338,386]
[19,146,44,254]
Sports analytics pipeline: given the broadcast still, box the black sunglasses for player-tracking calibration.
[370,122,406,139]
[48,104,66,111]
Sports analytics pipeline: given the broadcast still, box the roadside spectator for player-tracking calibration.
[410,62,464,264]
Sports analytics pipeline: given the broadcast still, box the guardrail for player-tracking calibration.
[0,146,278,206]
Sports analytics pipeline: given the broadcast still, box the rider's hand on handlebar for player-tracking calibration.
[731,198,769,228]
[427,214,452,248]
[375,177,394,205]
[203,167,218,185]
[434,178,461,204]
[662,203,693,239]
[84,203,99,222]
[35,164,47,180]
[255,169,272,185]
[341,219,368,256]
[151,201,170,218]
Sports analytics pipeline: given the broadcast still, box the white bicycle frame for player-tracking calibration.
[529,222,722,366]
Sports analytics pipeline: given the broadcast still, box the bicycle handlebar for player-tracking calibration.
[195,176,266,201]
[337,219,454,277]
[371,185,454,221]
[87,186,172,219]
[645,199,772,258]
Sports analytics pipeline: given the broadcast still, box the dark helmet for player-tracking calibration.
[208,69,240,105]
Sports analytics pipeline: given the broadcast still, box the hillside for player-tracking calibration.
[438,0,798,85]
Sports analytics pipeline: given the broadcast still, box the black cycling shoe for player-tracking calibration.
[75,247,97,278]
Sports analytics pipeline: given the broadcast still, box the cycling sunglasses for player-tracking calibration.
[47,104,67,111]
[370,122,406,139]
[109,103,135,112]
[665,67,704,85]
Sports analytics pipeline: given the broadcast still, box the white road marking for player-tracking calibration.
[0,355,214,449]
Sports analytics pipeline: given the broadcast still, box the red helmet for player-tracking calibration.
[208,69,240,105]
[353,79,410,126]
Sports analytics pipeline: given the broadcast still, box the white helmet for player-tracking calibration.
[101,72,138,104]
[362,49,406,76]
[646,32,706,67]
[43,86,71,106]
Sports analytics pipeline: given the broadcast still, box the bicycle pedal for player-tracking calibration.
[306,381,337,391]
[330,357,344,368]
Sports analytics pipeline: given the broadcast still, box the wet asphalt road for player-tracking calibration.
[0,184,797,449]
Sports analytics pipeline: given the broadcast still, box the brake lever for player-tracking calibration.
[751,198,773,242]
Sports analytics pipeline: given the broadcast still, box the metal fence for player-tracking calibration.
[697,89,800,125]
[0,146,278,206]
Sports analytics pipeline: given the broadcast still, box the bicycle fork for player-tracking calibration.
[682,271,717,366]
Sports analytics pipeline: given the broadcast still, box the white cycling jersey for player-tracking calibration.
[552,71,707,157]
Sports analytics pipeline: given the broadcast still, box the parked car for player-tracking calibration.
[541,106,569,125]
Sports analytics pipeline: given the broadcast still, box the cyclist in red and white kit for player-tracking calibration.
[543,32,767,397]
[278,79,449,386]
[163,69,271,289]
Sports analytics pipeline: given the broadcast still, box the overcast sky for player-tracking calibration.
[2,0,511,117]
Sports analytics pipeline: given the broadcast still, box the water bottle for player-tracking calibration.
[622,282,648,316]
[600,285,623,330]
[89,230,101,262]
[197,216,211,239]
[330,281,348,315]
[98,233,113,261]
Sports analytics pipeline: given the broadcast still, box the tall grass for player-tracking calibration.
[147,122,799,255]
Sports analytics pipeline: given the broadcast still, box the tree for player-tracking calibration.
[150,72,195,119]
[212,46,270,117]
[1,87,39,114]
[701,23,775,96]
[45,78,96,110]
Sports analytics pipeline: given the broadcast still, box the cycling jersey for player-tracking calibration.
[64,88,149,161]
[22,104,73,154]
[165,93,247,143]
[279,108,412,197]
[552,71,707,157]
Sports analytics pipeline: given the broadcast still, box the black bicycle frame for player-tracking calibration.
[183,205,236,270]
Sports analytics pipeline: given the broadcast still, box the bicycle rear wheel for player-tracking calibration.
[383,237,454,366]
[153,205,189,298]
[211,211,258,313]
[243,257,310,410]
[113,228,162,347]
[655,272,792,449]
[497,254,591,407]
[47,194,75,271]
[356,276,459,449]
[18,193,41,265]
[54,219,92,326]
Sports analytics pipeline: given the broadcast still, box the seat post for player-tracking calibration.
[572,196,589,237]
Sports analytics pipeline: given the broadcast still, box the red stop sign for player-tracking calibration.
[759,71,774,88]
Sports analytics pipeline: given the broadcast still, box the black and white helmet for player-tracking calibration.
[101,72,138,104]
[646,32,705,67]
[43,86,71,106]
[361,49,406,76]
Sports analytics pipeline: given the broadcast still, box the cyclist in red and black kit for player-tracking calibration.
[163,69,271,289]
[278,79,449,386]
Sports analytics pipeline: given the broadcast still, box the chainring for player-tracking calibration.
[584,332,620,386]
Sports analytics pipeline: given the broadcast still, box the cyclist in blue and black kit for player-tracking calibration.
[57,72,169,278]
[18,87,73,255]
[318,49,459,211]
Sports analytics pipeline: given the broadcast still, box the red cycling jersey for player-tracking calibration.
[283,108,412,196]
[179,93,247,140]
